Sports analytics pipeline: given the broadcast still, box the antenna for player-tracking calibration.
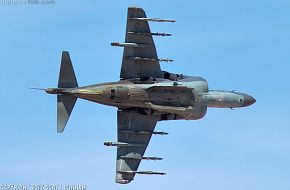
[30,87,46,91]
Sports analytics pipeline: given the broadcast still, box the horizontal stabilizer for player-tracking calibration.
[57,95,77,133]
[58,51,78,88]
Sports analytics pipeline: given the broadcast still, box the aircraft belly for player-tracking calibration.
[146,86,195,107]
[148,90,193,107]
[128,87,149,102]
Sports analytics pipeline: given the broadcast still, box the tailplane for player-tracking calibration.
[57,94,77,133]
[58,51,78,88]
[57,51,78,133]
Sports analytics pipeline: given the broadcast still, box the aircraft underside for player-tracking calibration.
[42,6,255,184]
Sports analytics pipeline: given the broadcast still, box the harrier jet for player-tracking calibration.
[44,6,255,184]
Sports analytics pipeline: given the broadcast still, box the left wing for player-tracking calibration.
[112,6,175,79]
[105,110,165,184]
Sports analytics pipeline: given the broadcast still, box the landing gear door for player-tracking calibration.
[113,86,129,103]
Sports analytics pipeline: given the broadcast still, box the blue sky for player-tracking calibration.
[0,0,290,189]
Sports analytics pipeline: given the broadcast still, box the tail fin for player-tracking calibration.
[57,51,78,133]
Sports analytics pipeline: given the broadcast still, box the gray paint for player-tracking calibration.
[44,6,256,184]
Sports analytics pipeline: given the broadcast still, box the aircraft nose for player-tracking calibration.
[243,94,256,107]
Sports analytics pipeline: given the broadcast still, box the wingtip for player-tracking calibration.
[115,179,132,184]
[128,6,144,12]
[57,122,65,133]
[57,129,64,133]
[129,5,141,8]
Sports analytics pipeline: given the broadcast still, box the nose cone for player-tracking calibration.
[243,94,256,107]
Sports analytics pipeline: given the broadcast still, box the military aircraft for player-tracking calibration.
[43,6,255,184]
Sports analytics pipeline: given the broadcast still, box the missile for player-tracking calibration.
[129,17,176,23]
[142,156,163,161]
[104,141,146,148]
[120,155,163,161]
[111,42,148,48]
[152,131,169,135]
[120,129,168,135]
[151,32,172,36]
[127,32,172,37]
[158,58,174,62]
[128,57,174,63]
[118,170,166,175]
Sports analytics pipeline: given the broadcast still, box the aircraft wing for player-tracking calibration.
[114,110,162,184]
[119,7,163,79]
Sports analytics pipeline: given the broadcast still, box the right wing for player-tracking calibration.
[119,7,163,79]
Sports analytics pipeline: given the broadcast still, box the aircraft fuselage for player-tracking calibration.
[46,75,255,121]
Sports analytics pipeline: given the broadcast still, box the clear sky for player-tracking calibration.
[0,0,290,189]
